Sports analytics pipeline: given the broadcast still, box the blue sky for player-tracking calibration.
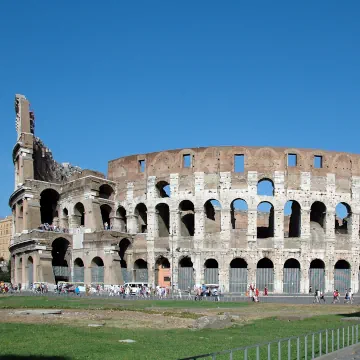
[0,1,359,218]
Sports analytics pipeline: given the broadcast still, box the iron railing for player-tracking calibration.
[178,324,360,360]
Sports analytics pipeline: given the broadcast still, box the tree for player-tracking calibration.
[0,261,11,283]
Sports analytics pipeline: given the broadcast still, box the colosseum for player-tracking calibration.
[9,94,360,294]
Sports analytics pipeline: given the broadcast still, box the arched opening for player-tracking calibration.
[61,208,69,229]
[119,238,131,282]
[155,257,170,287]
[257,179,274,196]
[135,203,147,233]
[156,181,170,198]
[230,199,248,231]
[134,259,148,282]
[18,257,22,285]
[18,204,23,233]
[27,256,33,287]
[74,202,85,227]
[98,184,114,200]
[40,189,60,225]
[73,258,84,283]
[334,260,351,293]
[256,258,274,292]
[116,206,127,232]
[100,204,112,229]
[204,259,219,284]
[283,258,300,293]
[52,238,70,283]
[309,259,325,292]
[156,203,170,236]
[204,200,221,233]
[310,202,326,229]
[178,256,195,290]
[284,201,301,238]
[91,257,104,284]
[179,200,194,236]
[257,202,274,238]
[229,258,248,293]
[335,203,351,235]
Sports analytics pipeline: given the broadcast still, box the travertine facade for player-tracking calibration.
[9,94,360,293]
[0,216,11,261]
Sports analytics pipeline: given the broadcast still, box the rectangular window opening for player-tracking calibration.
[287,154,297,167]
[139,159,146,173]
[234,154,244,172]
[183,154,191,168]
[314,155,323,169]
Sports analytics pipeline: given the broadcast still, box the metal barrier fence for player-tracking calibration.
[178,324,360,360]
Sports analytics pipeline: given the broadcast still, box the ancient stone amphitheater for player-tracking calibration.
[9,94,360,293]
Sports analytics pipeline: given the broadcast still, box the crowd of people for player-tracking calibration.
[309,286,354,304]
[38,223,69,233]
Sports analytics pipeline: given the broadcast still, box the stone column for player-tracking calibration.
[301,263,310,294]
[219,255,229,292]
[301,209,311,238]
[193,252,202,286]
[84,266,91,285]
[274,261,283,293]
[194,207,205,249]
[220,207,231,248]
[325,211,335,240]
[247,264,256,290]
[325,262,334,293]
[351,213,359,244]
[274,209,284,249]
[21,254,26,289]
[126,214,138,234]
[147,241,156,288]
[247,208,257,246]
[147,210,156,239]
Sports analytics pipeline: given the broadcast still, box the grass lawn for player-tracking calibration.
[0,296,358,360]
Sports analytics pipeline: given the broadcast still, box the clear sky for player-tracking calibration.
[0,1,359,218]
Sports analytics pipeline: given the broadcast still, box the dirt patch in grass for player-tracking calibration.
[0,303,358,330]
[0,308,194,329]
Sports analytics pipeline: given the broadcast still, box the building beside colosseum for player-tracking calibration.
[9,94,360,293]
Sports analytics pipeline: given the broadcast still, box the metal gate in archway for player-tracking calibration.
[134,269,148,282]
[91,266,104,283]
[309,268,325,292]
[121,268,132,283]
[28,263,33,286]
[73,267,84,283]
[53,266,70,282]
[334,269,351,293]
[256,268,274,292]
[283,268,300,293]
[178,267,195,290]
[204,268,219,284]
[229,268,248,293]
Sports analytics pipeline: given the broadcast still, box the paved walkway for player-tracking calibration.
[317,343,360,360]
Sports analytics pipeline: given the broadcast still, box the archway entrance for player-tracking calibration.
[91,257,104,284]
[52,238,70,283]
[155,257,170,287]
[119,238,132,283]
[256,258,274,292]
[229,258,247,293]
[73,258,84,283]
[28,257,33,287]
[178,257,194,290]
[134,259,148,282]
[204,259,219,284]
[334,260,351,293]
[309,259,325,292]
[283,259,300,293]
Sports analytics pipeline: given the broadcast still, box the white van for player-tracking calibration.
[124,282,148,295]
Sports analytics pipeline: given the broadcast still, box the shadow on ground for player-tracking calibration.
[0,357,70,360]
